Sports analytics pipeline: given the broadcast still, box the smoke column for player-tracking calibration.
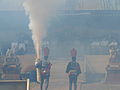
[23,0,65,59]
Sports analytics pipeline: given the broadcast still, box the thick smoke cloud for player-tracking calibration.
[23,0,65,58]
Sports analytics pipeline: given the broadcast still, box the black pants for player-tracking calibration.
[69,76,77,90]
[40,76,49,90]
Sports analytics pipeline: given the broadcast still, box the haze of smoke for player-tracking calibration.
[23,0,65,58]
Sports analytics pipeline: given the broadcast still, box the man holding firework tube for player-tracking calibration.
[35,47,52,90]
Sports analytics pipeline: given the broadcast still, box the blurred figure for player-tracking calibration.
[6,48,14,56]
[35,47,52,90]
[0,48,2,56]
[66,48,81,90]
[17,43,26,55]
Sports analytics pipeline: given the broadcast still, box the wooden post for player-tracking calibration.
[27,79,30,90]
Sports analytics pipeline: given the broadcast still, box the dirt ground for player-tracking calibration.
[18,55,83,90]
[18,55,120,90]
[30,60,82,90]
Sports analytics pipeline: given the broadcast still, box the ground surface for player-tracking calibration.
[18,55,120,90]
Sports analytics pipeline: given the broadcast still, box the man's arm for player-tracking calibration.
[66,62,70,73]
[48,62,52,69]
[77,63,81,75]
